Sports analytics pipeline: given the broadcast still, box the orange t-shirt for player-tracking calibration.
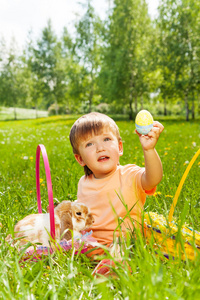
[77,164,156,246]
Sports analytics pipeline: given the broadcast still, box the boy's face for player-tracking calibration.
[74,128,123,179]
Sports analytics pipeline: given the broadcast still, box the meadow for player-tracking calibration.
[0,115,199,299]
[0,107,48,121]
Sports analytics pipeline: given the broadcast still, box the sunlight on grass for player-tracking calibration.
[0,116,200,299]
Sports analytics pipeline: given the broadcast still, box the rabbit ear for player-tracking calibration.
[55,200,72,218]
[60,212,73,240]
[67,207,72,217]
[60,228,72,241]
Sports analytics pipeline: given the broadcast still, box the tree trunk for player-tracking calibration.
[141,94,144,110]
[129,99,133,120]
[55,99,58,115]
[89,83,93,113]
[88,71,94,113]
[128,75,134,120]
[164,96,167,116]
[191,91,195,120]
[134,94,138,116]
[185,92,189,121]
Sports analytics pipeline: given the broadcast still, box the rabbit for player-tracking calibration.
[54,200,94,240]
[6,200,94,247]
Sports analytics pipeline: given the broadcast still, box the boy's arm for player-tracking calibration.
[136,121,164,191]
[142,148,163,191]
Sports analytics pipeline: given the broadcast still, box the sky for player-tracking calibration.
[0,0,159,51]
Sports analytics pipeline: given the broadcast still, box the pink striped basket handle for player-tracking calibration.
[36,144,55,239]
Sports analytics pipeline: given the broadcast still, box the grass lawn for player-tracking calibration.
[0,115,199,299]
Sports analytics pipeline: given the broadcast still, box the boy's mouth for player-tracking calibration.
[98,156,109,162]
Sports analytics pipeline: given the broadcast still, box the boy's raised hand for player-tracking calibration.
[135,121,164,151]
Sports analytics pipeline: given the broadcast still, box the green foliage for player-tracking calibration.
[0,116,200,298]
[99,0,154,119]
[74,0,104,112]
[156,0,200,119]
[0,0,200,121]
[29,20,67,109]
[48,103,68,116]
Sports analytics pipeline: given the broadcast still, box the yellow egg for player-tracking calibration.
[135,110,153,135]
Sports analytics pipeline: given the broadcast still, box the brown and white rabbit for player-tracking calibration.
[6,200,94,247]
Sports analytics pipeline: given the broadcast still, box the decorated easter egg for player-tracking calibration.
[135,110,154,135]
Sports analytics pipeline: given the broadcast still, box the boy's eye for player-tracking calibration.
[104,137,111,141]
[86,142,92,147]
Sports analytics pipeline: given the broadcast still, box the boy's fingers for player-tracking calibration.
[147,127,161,139]
[153,121,164,133]
[151,126,161,134]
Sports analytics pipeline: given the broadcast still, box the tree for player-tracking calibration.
[154,6,177,116]
[30,20,67,111]
[74,0,103,112]
[157,0,200,120]
[99,0,153,119]
[59,27,85,113]
[0,38,28,119]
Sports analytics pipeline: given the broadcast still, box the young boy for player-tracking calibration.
[69,112,164,273]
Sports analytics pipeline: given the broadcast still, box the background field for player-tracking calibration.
[0,116,199,299]
[0,107,48,121]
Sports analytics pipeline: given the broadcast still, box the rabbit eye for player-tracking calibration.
[76,212,82,216]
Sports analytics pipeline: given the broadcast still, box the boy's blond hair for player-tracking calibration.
[69,112,122,176]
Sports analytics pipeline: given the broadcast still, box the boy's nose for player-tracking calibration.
[96,142,104,152]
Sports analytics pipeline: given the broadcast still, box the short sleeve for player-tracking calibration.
[136,167,157,195]
[119,165,157,205]
[145,186,156,195]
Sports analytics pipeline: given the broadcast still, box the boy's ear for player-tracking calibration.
[74,154,86,166]
[119,140,123,156]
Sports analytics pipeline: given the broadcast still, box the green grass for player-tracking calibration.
[0,115,200,299]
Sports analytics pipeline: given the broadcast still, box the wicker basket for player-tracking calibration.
[144,149,200,260]
[19,144,96,262]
